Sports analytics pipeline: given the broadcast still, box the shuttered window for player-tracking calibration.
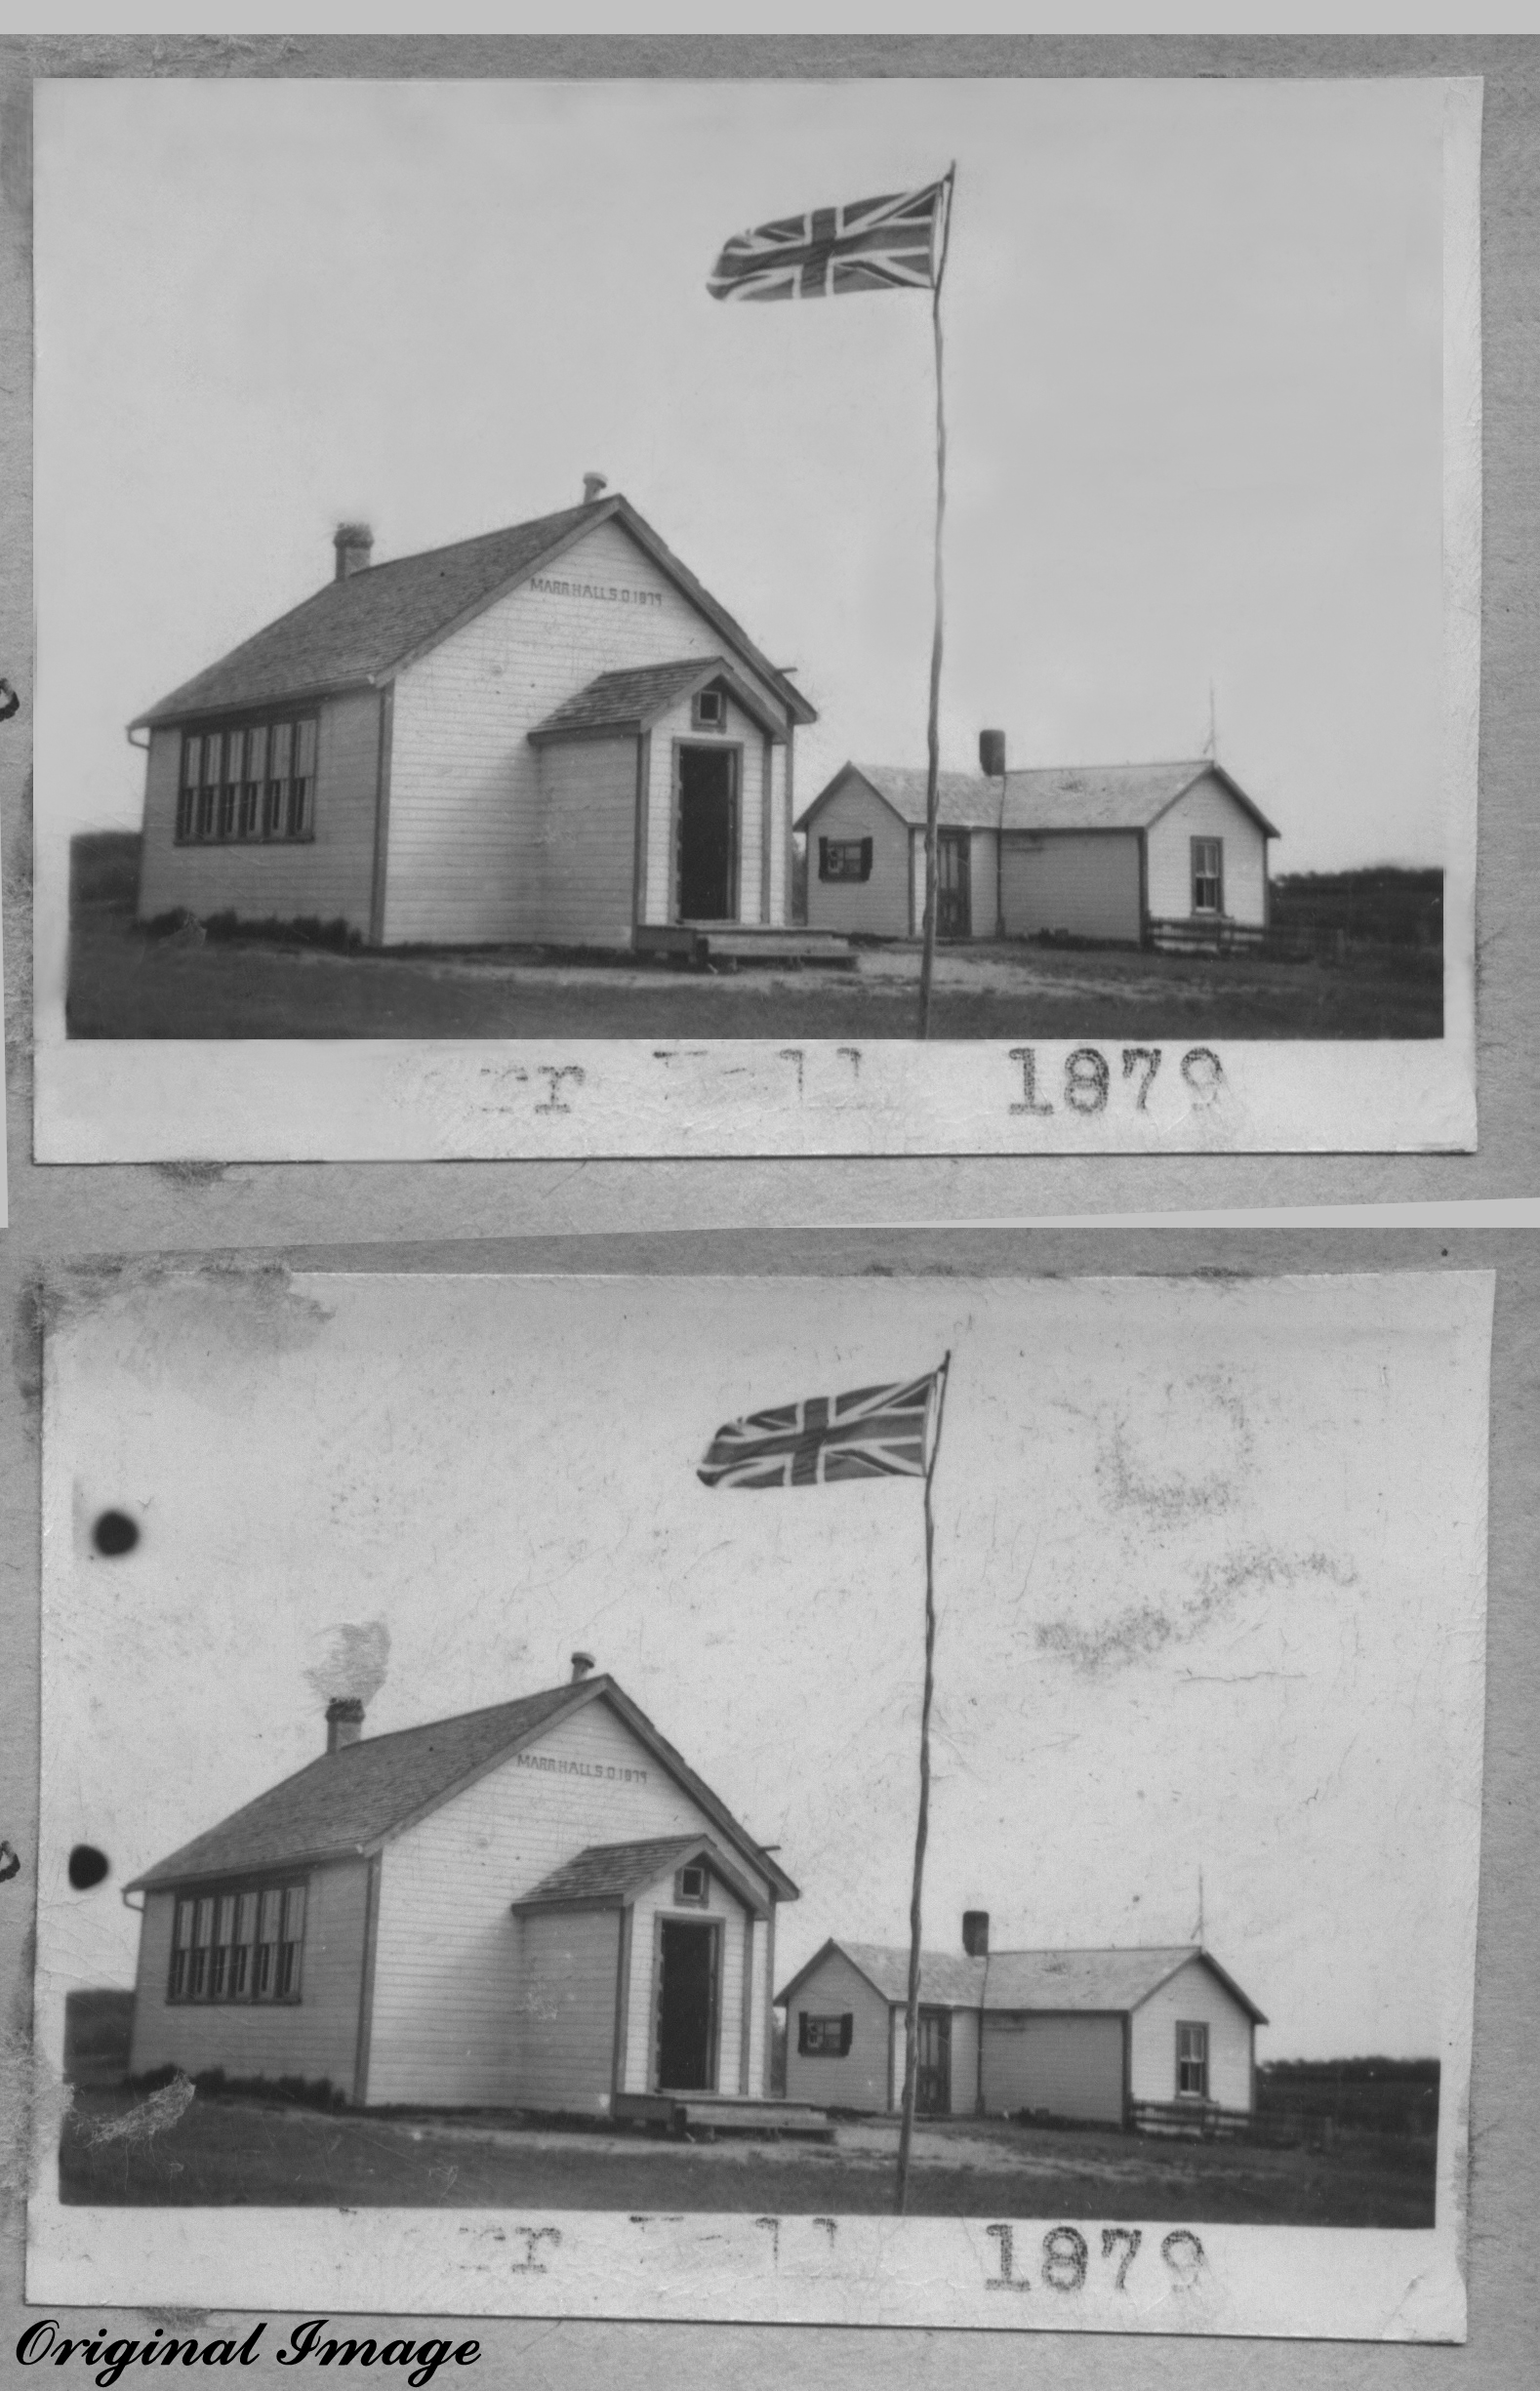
[798,2011,854,2055]
[167,1878,306,2004]
[175,713,318,845]
[819,837,872,883]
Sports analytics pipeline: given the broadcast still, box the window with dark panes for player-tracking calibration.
[1191,837,1223,914]
[818,836,872,883]
[1176,2019,1209,2096]
[176,713,317,845]
[798,2011,854,2055]
[167,1878,306,2004]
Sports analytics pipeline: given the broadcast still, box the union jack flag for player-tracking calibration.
[708,179,949,304]
[698,1371,942,1490]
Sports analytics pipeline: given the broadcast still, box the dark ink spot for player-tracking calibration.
[0,678,20,722]
[68,1844,109,1890]
[0,1841,20,1884]
[93,1510,140,1557]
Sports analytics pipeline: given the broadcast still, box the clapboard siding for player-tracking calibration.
[641,690,768,926]
[622,1871,751,2095]
[782,1950,895,2111]
[515,1910,624,2113]
[1145,773,1268,927]
[385,517,785,946]
[967,831,999,940]
[766,743,789,927]
[948,2006,982,2113]
[1127,1958,1254,2111]
[366,1700,763,2108]
[980,2012,1126,2123]
[803,772,912,937]
[537,736,640,946]
[136,689,383,933]
[128,1861,370,2097]
[1000,831,1144,943]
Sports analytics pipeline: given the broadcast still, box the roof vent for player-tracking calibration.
[325,1696,364,1754]
[333,522,374,581]
[962,1910,990,1958]
[582,473,608,506]
[570,1650,595,1682]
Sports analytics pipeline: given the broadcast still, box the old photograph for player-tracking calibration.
[31,74,1479,1157]
[31,1265,1489,2335]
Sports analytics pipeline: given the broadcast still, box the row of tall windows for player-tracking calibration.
[175,718,318,844]
[167,1882,306,2004]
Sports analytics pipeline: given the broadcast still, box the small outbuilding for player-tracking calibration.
[779,1916,1266,2128]
[800,756,1279,949]
[131,482,818,954]
[124,1659,796,2117]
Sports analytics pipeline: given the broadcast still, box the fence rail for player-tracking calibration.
[1129,2098,1255,2139]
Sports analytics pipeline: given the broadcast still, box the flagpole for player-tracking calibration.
[895,1350,952,2215]
[916,166,956,1042]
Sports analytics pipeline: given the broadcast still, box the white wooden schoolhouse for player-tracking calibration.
[124,1658,797,2119]
[131,480,818,955]
[801,752,1279,950]
[779,1913,1266,2129]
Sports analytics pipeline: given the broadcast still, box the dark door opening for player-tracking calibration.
[936,831,971,940]
[915,2007,952,2115]
[656,1921,719,2092]
[675,746,738,922]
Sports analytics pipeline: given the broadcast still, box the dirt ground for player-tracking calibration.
[60,2091,1437,2227]
[66,878,1442,1042]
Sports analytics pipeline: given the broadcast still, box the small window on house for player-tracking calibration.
[692,687,726,730]
[1176,2020,1209,2097]
[178,713,317,846]
[818,836,872,883]
[1192,837,1223,915]
[169,1897,195,2001]
[675,1863,709,1906]
[798,2012,854,2056]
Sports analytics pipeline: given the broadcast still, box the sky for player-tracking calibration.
[35,76,1448,872]
[39,1268,1488,2070]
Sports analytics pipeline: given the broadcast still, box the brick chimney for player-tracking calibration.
[326,1696,364,1754]
[333,522,374,581]
[962,1910,990,1957]
[582,473,608,506]
[570,1650,595,1682]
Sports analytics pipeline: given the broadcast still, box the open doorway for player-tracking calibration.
[675,746,739,922]
[936,830,971,940]
[655,1920,719,2092]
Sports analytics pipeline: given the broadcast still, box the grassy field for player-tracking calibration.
[67,834,1442,1041]
[60,2091,1437,2227]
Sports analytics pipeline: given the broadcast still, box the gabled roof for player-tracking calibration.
[527,657,787,746]
[126,1674,798,1902]
[778,1939,1266,2024]
[777,1937,985,2011]
[131,494,816,731]
[802,760,1278,840]
[511,1832,769,1920]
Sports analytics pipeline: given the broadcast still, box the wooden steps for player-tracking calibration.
[612,2091,834,2141]
[632,924,857,971]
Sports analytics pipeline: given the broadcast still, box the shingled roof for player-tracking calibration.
[511,1831,771,1919]
[804,761,1278,839]
[130,494,816,731]
[126,1674,798,1900]
[778,1939,1266,2023]
[527,657,787,746]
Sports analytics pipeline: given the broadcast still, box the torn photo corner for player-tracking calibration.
[32,1264,1491,2337]
[30,73,1479,1160]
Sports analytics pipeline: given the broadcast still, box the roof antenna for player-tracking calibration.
[1194,1865,1206,1948]
[1204,680,1217,761]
